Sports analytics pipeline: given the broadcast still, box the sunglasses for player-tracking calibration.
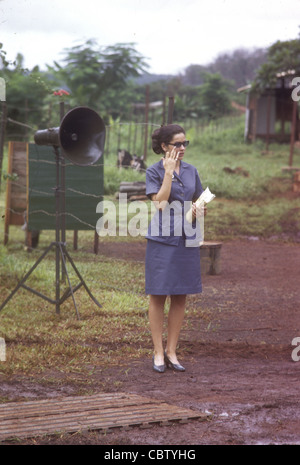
[168,140,189,148]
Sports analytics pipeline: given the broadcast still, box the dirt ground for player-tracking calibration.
[1,237,300,445]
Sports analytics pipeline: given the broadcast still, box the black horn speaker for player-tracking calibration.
[34,106,106,166]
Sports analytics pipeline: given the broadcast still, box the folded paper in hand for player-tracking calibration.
[186,187,216,223]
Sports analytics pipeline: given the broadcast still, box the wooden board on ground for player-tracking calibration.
[0,392,210,441]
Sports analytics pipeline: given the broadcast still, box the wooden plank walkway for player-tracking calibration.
[0,393,209,441]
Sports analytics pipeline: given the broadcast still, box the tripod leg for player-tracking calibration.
[55,241,60,315]
[59,243,80,320]
[0,243,55,312]
[63,247,102,309]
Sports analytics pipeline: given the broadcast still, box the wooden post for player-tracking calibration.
[105,120,110,157]
[143,85,149,161]
[265,95,271,152]
[289,100,298,167]
[162,96,166,125]
[4,140,12,245]
[0,102,7,189]
[252,96,257,142]
[133,111,138,155]
[73,230,78,250]
[167,96,174,124]
[94,231,99,254]
[127,107,133,153]
[117,122,121,153]
[4,142,27,245]
[25,99,28,140]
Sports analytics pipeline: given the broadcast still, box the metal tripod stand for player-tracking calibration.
[0,146,102,319]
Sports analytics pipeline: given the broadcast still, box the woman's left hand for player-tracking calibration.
[192,203,207,219]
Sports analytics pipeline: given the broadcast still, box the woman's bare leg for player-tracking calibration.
[165,294,186,364]
[149,294,167,365]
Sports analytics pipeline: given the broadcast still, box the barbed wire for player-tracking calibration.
[3,115,161,131]
[6,117,37,131]
[1,115,233,252]
[3,205,98,230]
[66,187,102,198]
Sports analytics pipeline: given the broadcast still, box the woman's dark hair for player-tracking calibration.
[151,124,185,155]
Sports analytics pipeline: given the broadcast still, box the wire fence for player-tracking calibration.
[0,101,243,154]
[0,102,244,252]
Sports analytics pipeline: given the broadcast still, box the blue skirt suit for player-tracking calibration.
[145,159,203,296]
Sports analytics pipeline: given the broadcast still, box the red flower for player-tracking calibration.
[53,89,70,97]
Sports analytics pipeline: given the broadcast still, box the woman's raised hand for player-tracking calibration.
[162,147,178,175]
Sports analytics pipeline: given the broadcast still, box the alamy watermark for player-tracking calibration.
[0,77,6,101]
[291,77,300,102]
[0,337,6,362]
[95,194,205,246]
[291,337,300,362]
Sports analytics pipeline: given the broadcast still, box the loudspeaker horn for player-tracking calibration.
[34,106,106,166]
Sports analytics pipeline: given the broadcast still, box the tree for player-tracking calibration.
[1,50,52,140]
[252,37,300,92]
[198,72,233,119]
[48,40,148,115]
[181,64,208,86]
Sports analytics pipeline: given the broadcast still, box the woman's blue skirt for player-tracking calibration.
[145,237,202,295]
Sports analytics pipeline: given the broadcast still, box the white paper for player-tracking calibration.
[186,187,216,223]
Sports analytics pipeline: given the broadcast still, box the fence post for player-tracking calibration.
[167,96,174,124]
[289,100,298,167]
[0,101,7,189]
[143,85,149,161]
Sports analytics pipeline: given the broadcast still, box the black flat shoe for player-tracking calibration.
[164,352,185,372]
[152,356,165,373]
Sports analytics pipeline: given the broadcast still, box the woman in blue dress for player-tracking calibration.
[145,124,205,373]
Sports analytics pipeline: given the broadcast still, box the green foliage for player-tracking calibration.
[2,32,300,145]
[184,116,291,200]
[187,116,246,153]
[47,40,148,112]
[197,72,233,119]
[2,58,53,140]
[252,38,300,92]
[104,165,145,195]
[182,64,207,86]
[0,41,149,141]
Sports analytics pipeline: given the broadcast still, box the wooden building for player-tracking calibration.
[239,71,299,143]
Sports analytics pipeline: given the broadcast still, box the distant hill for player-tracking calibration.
[134,73,175,85]
[134,47,268,89]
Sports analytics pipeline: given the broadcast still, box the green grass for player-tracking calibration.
[0,246,150,376]
[101,115,300,241]
[0,114,300,378]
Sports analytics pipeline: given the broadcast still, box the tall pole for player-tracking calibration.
[265,94,271,152]
[0,102,7,189]
[167,96,174,124]
[143,85,149,161]
[289,100,298,167]
[60,101,66,283]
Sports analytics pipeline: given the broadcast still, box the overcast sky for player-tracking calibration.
[1,0,299,75]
